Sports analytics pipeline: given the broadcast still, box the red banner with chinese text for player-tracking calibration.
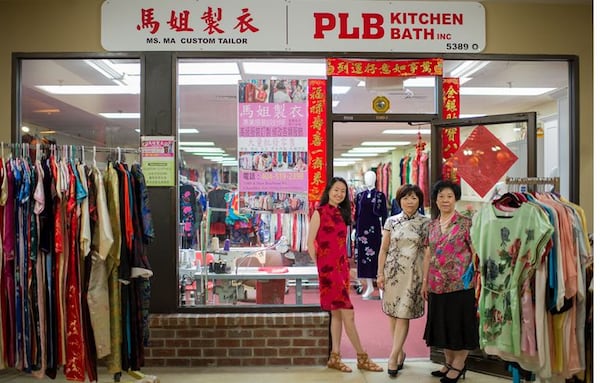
[308,79,327,214]
[442,77,461,183]
[327,58,443,77]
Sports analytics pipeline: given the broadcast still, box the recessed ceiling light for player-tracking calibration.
[341,153,379,157]
[179,142,215,146]
[348,147,395,153]
[99,112,139,119]
[178,128,199,133]
[361,141,411,146]
[178,74,242,86]
[242,62,325,77]
[21,126,30,133]
[382,129,431,135]
[179,62,239,75]
[461,87,555,96]
[37,85,140,95]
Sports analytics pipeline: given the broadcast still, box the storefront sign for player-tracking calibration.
[141,136,175,186]
[101,0,485,53]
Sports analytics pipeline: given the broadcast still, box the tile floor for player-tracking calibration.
[0,359,511,382]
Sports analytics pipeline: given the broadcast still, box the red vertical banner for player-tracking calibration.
[307,79,327,215]
[442,77,461,183]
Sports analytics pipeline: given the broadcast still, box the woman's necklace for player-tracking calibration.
[439,213,455,228]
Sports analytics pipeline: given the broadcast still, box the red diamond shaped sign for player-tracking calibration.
[453,125,518,197]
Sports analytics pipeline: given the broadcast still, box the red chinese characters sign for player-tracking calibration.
[454,125,518,197]
[327,58,443,77]
[442,77,461,182]
[307,79,327,212]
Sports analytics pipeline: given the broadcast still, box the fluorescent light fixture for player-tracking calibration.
[459,114,486,118]
[135,129,140,133]
[461,87,555,96]
[333,162,356,167]
[39,130,56,134]
[179,62,239,75]
[180,147,225,153]
[85,59,128,85]
[37,85,140,95]
[242,62,325,77]
[403,77,435,87]
[341,153,379,157]
[450,61,490,78]
[361,141,411,146]
[382,129,431,135]
[332,86,351,95]
[332,100,340,107]
[179,141,215,146]
[348,147,395,153]
[179,75,242,86]
[99,112,139,119]
[178,128,199,133]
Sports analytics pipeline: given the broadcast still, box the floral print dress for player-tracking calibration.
[382,212,430,318]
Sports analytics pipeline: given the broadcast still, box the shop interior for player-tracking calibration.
[17,57,571,311]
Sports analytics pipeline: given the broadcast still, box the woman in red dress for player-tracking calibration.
[307,177,383,373]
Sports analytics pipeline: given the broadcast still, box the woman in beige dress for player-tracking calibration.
[376,184,430,377]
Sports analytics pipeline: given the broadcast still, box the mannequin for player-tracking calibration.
[353,171,388,299]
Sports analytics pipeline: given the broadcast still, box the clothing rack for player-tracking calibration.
[505,176,560,193]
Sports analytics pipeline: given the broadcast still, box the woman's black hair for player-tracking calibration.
[319,177,352,225]
[431,179,462,201]
[395,184,424,209]
[430,180,461,219]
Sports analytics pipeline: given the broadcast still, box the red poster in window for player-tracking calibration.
[307,79,327,214]
[454,125,518,197]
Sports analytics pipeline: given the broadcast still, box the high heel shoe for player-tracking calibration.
[387,366,398,378]
[397,351,406,371]
[440,364,467,383]
[431,363,451,377]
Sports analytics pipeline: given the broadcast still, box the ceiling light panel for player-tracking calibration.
[99,112,139,119]
[348,147,395,153]
[242,62,325,77]
[178,62,240,75]
[382,129,431,135]
[178,75,242,86]
[179,142,215,146]
[361,141,411,146]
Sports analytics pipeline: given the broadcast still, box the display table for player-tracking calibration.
[196,266,318,304]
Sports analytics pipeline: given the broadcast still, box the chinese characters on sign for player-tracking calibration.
[442,77,461,183]
[238,80,309,213]
[307,79,327,211]
[326,58,443,77]
[101,0,486,52]
[141,136,175,186]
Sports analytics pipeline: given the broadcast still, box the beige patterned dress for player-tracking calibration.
[381,212,430,319]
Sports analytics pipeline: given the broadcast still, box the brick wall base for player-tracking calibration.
[146,313,331,367]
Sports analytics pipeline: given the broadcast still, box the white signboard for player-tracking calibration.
[101,0,485,53]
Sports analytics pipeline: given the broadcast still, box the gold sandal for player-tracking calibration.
[327,352,352,373]
[357,352,383,372]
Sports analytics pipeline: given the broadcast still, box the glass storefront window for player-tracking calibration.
[19,58,141,162]
[176,58,325,307]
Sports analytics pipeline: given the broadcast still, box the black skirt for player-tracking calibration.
[423,288,480,350]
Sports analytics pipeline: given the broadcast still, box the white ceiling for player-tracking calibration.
[19,57,569,169]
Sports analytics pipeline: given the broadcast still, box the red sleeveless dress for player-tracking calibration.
[314,204,353,311]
